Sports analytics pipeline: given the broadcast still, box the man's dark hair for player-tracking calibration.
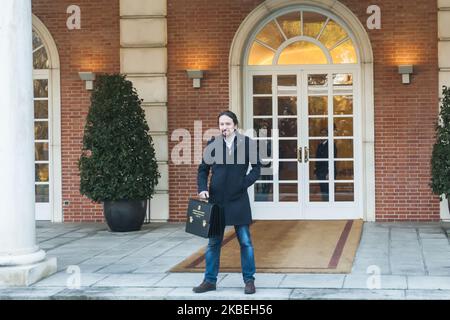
[218,110,239,126]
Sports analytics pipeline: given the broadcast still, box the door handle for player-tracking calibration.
[304,147,309,163]
[297,146,303,163]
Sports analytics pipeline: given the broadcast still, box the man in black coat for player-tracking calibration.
[314,128,337,201]
[193,111,261,295]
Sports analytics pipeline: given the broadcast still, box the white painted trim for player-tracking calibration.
[273,36,333,64]
[245,66,362,220]
[32,15,62,223]
[441,196,450,221]
[229,0,375,221]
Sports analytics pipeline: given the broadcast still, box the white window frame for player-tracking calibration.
[246,65,363,220]
[229,0,375,221]
[33,15,62,222]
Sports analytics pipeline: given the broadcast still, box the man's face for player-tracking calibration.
[219,115,236,137]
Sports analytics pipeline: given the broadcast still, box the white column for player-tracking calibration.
[0,0,56,286]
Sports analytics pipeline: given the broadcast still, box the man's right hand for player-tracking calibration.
[199,191,209,199]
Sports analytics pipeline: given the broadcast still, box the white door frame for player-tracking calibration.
[229,0,375,221]
[33,15,62,222]
[33,69,52,221]
[245,64,362,220]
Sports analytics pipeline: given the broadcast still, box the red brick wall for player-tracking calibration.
[167,0,440,222]
[32,0,120,222]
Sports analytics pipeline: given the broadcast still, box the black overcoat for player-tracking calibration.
[197,132,261,226]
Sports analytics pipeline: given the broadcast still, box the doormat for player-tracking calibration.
[170,220,363,273]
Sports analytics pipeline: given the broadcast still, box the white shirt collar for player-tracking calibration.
[224,131,236,148]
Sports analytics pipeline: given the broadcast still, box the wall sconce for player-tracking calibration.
[398,65,413,84]
[186,69,204,88]
[78,72,96,90]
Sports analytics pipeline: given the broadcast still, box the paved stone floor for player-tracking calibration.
[1,221,450,299]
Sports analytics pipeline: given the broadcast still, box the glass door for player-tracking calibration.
[33,70,52,220]
[301,71,359,219]
[250,71,302,219]
[248,68,361,220]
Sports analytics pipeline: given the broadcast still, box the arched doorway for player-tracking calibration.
[230,1,374,220]
[32,15,62,222]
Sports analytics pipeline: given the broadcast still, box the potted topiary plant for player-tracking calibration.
[431,85,450,212]
[79,74,160,232]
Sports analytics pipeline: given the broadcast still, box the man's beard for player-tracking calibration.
[222,129,234,137]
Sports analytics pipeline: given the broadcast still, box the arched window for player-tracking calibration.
[32,14,62,222]
[32,29,50,212]
[33,29,50,69]
[248,10,357,65]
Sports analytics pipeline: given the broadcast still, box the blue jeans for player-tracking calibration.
[204,224,256,284]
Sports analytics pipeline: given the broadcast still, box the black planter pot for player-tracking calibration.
[103,199,147,232]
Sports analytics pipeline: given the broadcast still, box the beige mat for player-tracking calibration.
[171,220,363,273]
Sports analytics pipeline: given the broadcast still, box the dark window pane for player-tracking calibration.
[33,79,48,97]
[279,140,297,159]
[309,139,328,160]
[253,118,272,137]
[279,161,297,180]
[335,183,354,201]
[34,121,48,140]
[279,118,297,137]
[334,139,353,158]
[308,74,328,95]
[278,97,297,115]
[279,183,297,202]
[310,161,328,181]
[335,161,354,180]
[310,183,329,202]
[35,142,49,161]
[333,117,353,136]
[35,184,49,202]
[254,183,273,202]
[33,47,49,69]
[309,118,328,137]
[253,75,272,94]
[32,30,43,50]
[253,97,272,116]
[277,75,296,94]
[34,100,48,119]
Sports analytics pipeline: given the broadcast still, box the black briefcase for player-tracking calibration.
[185,198,224,238]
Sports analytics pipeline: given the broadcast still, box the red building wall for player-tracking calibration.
[32,0,440,222]
[167,0,440,222]
[32,0,120,222]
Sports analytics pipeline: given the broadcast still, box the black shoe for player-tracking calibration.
[244,280,256,294]
[193,280,216,293]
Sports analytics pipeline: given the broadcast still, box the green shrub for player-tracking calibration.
[431,86,450,201]
[79,74,160,202]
